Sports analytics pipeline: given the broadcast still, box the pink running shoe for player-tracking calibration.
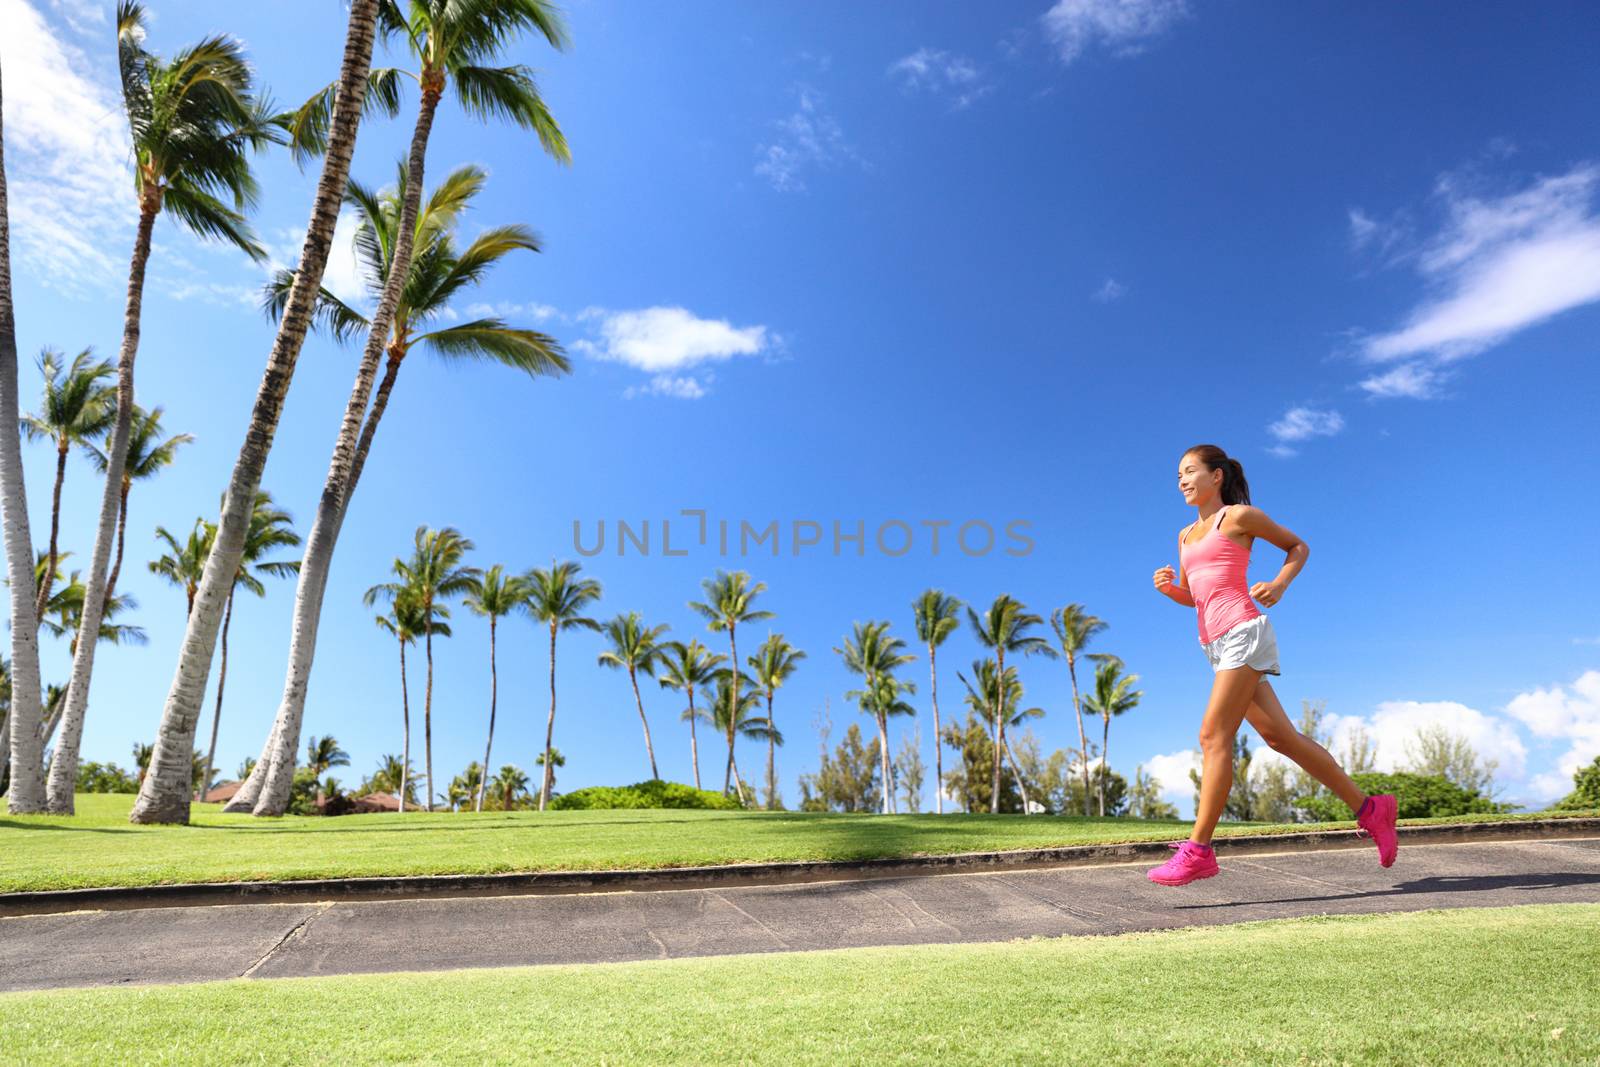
[1356,793,1399,867]
[1147,841,1219,886]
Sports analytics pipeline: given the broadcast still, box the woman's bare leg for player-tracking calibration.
[1191,666,1262,845]
[1244,679,1367,812]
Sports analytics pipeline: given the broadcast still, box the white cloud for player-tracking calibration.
[1359,164,1600,375]
[1358,361,1442,399]
[463,301,560,322]
[580,306,768,373]
[265,209,369,310]
[1504,671,1600,791]
[887,48,991,109]
[45,0,103,32]
[1573,636,1600,646]
[1323,700,1528,781]
[1267,406,1344,444]
[1266,444,1298,459]
[624,374,710,401]
[1041,0,1189,65]
[164,281,259,309]
[0,0,134,291]
[1090,277,1126,303]
[754,86,860,193]
[1145,748,1201,808]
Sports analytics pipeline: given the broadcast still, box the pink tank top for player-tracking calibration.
[1179,506,1260,644]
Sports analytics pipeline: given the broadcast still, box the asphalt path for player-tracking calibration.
[4,836,1598,993]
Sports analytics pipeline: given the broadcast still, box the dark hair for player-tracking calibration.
[1183,444,1251,506]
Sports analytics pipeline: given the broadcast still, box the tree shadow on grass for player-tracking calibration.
[1172,871,1600,911]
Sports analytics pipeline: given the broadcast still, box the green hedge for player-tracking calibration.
[551,780,742,811]
[1295,771,1514,821]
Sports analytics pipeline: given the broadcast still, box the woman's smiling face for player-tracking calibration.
[1178,452,1220,505]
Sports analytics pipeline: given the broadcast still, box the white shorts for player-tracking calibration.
[1201,615,1281,675]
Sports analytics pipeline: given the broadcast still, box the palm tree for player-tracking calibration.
[360,527,477,812]
[597,612,670,781]
[493,763,529,811]
[836,621,916,814]
[369,592,442,814]
[367,753,417,808]
[56,3,282,815]
[148,521,213,616]
[525,561,601,810]
[913,590,962,815]
[447,761,484,812]
[305,735,351,777]
[86,404,192,602]
[534,747,564,797]
[749,633,804,810]
[858,673,917,812]
[243,167,567,819]
[198,492,300,804]
[21,347,115,622]
[40,567,147,656]
[133,741,154,787]
[967,595,1050,814]
[689,571,774,794]
[657,640,723,790]
[1,49,52,813]
[708,670,770,806]
[131,0,381,826]
[1083,655,1143,817]
[1051,604,1107,816]
[464,565,529,811]
[242,0,571,827]
[958,660,1043,813]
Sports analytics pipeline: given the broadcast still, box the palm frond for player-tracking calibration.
[450,64,568,162]
[161,183,265,260]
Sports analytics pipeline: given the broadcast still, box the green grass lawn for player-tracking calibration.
[2,793,1594,894]
[3,904,1596,1064]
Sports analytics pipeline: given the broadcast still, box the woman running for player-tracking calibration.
[1145,444,1398,886]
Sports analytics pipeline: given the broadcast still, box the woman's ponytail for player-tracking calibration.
[1183,444,1251,505]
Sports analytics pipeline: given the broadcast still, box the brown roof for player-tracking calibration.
[204,781,240,804]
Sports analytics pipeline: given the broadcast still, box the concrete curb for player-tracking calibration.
[4,816,1597,918]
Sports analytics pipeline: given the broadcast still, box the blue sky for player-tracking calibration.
[2,0,1598,814]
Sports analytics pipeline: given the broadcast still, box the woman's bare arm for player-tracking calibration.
[1232,506,1309,607]
[1153,533,1195,607]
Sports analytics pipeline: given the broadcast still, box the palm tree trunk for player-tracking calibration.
[723,627,738,793]
[45,187,159,815]
[1003,736,1032,813]
[245,87,438,819]
[423,605,435,813]
[990,650,1004,814]
[197,588,234,803]
[687,687,700,790]
[765,691,775,810]
[878,710,891,815]
[929,643,942,815]
[33,441,68,623]
[0,71,49,813]
[730,752,746,805]
[130,1,379,825]
[1069,657,1091,816]
[104,478,130,602]
[539,622,557,811]
[475,618,497,812]
[1099,714,1110,817]
[398,635,410,812]
[628,665,659,780]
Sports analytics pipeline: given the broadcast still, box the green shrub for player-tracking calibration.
[1552,755,1600,811]
[551,780,742,811]
[1295,771,1513,821]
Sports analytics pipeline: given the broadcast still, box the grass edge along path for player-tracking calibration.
[3,904,1598,1065]
[1,793,1596,894]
